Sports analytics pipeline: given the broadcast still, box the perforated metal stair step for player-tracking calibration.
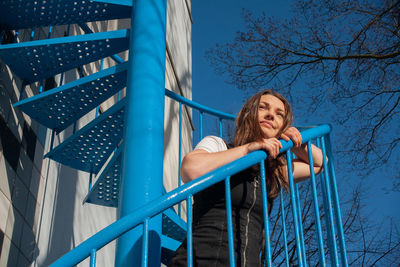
[83,148,121,207]
[14,63,128,133]
[45,98,125,174]
[0,29,129,83]
[162,208,186,242]
[161,208,187,264]
[161,235,182,265]
[0,0,132,30]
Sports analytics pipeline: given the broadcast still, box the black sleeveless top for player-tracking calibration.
[168,142,274,267]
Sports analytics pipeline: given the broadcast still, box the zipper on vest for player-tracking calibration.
[242,177,259,266]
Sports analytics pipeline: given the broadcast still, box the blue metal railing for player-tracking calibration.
[3,26,348,266]
[50,94,348,267]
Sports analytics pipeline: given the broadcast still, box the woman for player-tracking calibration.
[168,90,325,267]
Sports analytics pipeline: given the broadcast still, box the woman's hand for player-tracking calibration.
[247,138,282,159]
[280,126,302,147]
[181,137,284,182]
[279,127,326,182]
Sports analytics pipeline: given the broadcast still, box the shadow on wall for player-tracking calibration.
[0,59,43,265]
[39,164,78,267]
[0,25,78,266]
[163,69,193,176]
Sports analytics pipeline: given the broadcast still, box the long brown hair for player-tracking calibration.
[234,89,293,199]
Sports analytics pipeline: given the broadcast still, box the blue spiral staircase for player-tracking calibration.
[0,0,187,265]
[0,1,349,266]
[0,2,131,207]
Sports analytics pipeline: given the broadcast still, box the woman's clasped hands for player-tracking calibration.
[247,126,303,159]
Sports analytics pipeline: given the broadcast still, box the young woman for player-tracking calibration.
[168,90,325,267]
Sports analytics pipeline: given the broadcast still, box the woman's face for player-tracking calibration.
[258,94,286,139]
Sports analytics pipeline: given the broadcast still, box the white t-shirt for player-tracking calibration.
[195,136,228,153]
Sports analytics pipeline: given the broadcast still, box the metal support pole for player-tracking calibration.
[116,0,167,266]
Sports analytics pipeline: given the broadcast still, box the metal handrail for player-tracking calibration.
[50,124,333,266]
[165,88,236,120]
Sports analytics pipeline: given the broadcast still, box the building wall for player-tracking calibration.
[164,0,193,216]
[0,50,45,267]
[0,0,192,266]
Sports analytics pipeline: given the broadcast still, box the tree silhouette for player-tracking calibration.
[267,183,400,266]
[205,1,400,264]
[207,0,400,179]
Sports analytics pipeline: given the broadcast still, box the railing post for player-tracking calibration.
[116,0,167,266]
[186,196,193,267]
[260,161,272,266]
[279,190,290,267]
[306,142,326,266]
[224,177,235,267]
[325,135,348,266]
[286,151,304,266]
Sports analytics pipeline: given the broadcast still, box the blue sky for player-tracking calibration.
[191,0,400,226]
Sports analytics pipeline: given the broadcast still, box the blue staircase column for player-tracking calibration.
[116,0,167,266]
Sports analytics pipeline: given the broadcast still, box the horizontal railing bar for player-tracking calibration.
[165,89,236,120]
[50,124,331,266]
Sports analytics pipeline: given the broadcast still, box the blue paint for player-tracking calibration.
[0,0,132,30]
[320,137,339,266]
[178,103,183,217]
[316,137,334,261]
[14,63,128,133]
[295,182,307,266]
[186,196,193,267]
[325,135,349,266]
[30,28,35,41]
[219,118,223,138]
[224,177,236,267]
[164,89,235,120]
[200,112,204,140]
[90,249,96,267]
[44,99,126,173]
[84,149,122,207]
[286,151,304,266]
[116,0,167,265]
[2,2,348,266]
[279,190,290,267]
[141,218,149,267]
[78,22,125,64]
[306,141,326,266]
[50,125,338,266]
[260,160,272,266]
[0,29,129,83]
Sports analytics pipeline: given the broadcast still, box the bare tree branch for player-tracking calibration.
[207,0,400,176]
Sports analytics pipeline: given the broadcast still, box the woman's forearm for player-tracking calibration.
[181,138,284,183]
[290,143,327,181]
[180,145,251,183]
[291,143,324,167]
